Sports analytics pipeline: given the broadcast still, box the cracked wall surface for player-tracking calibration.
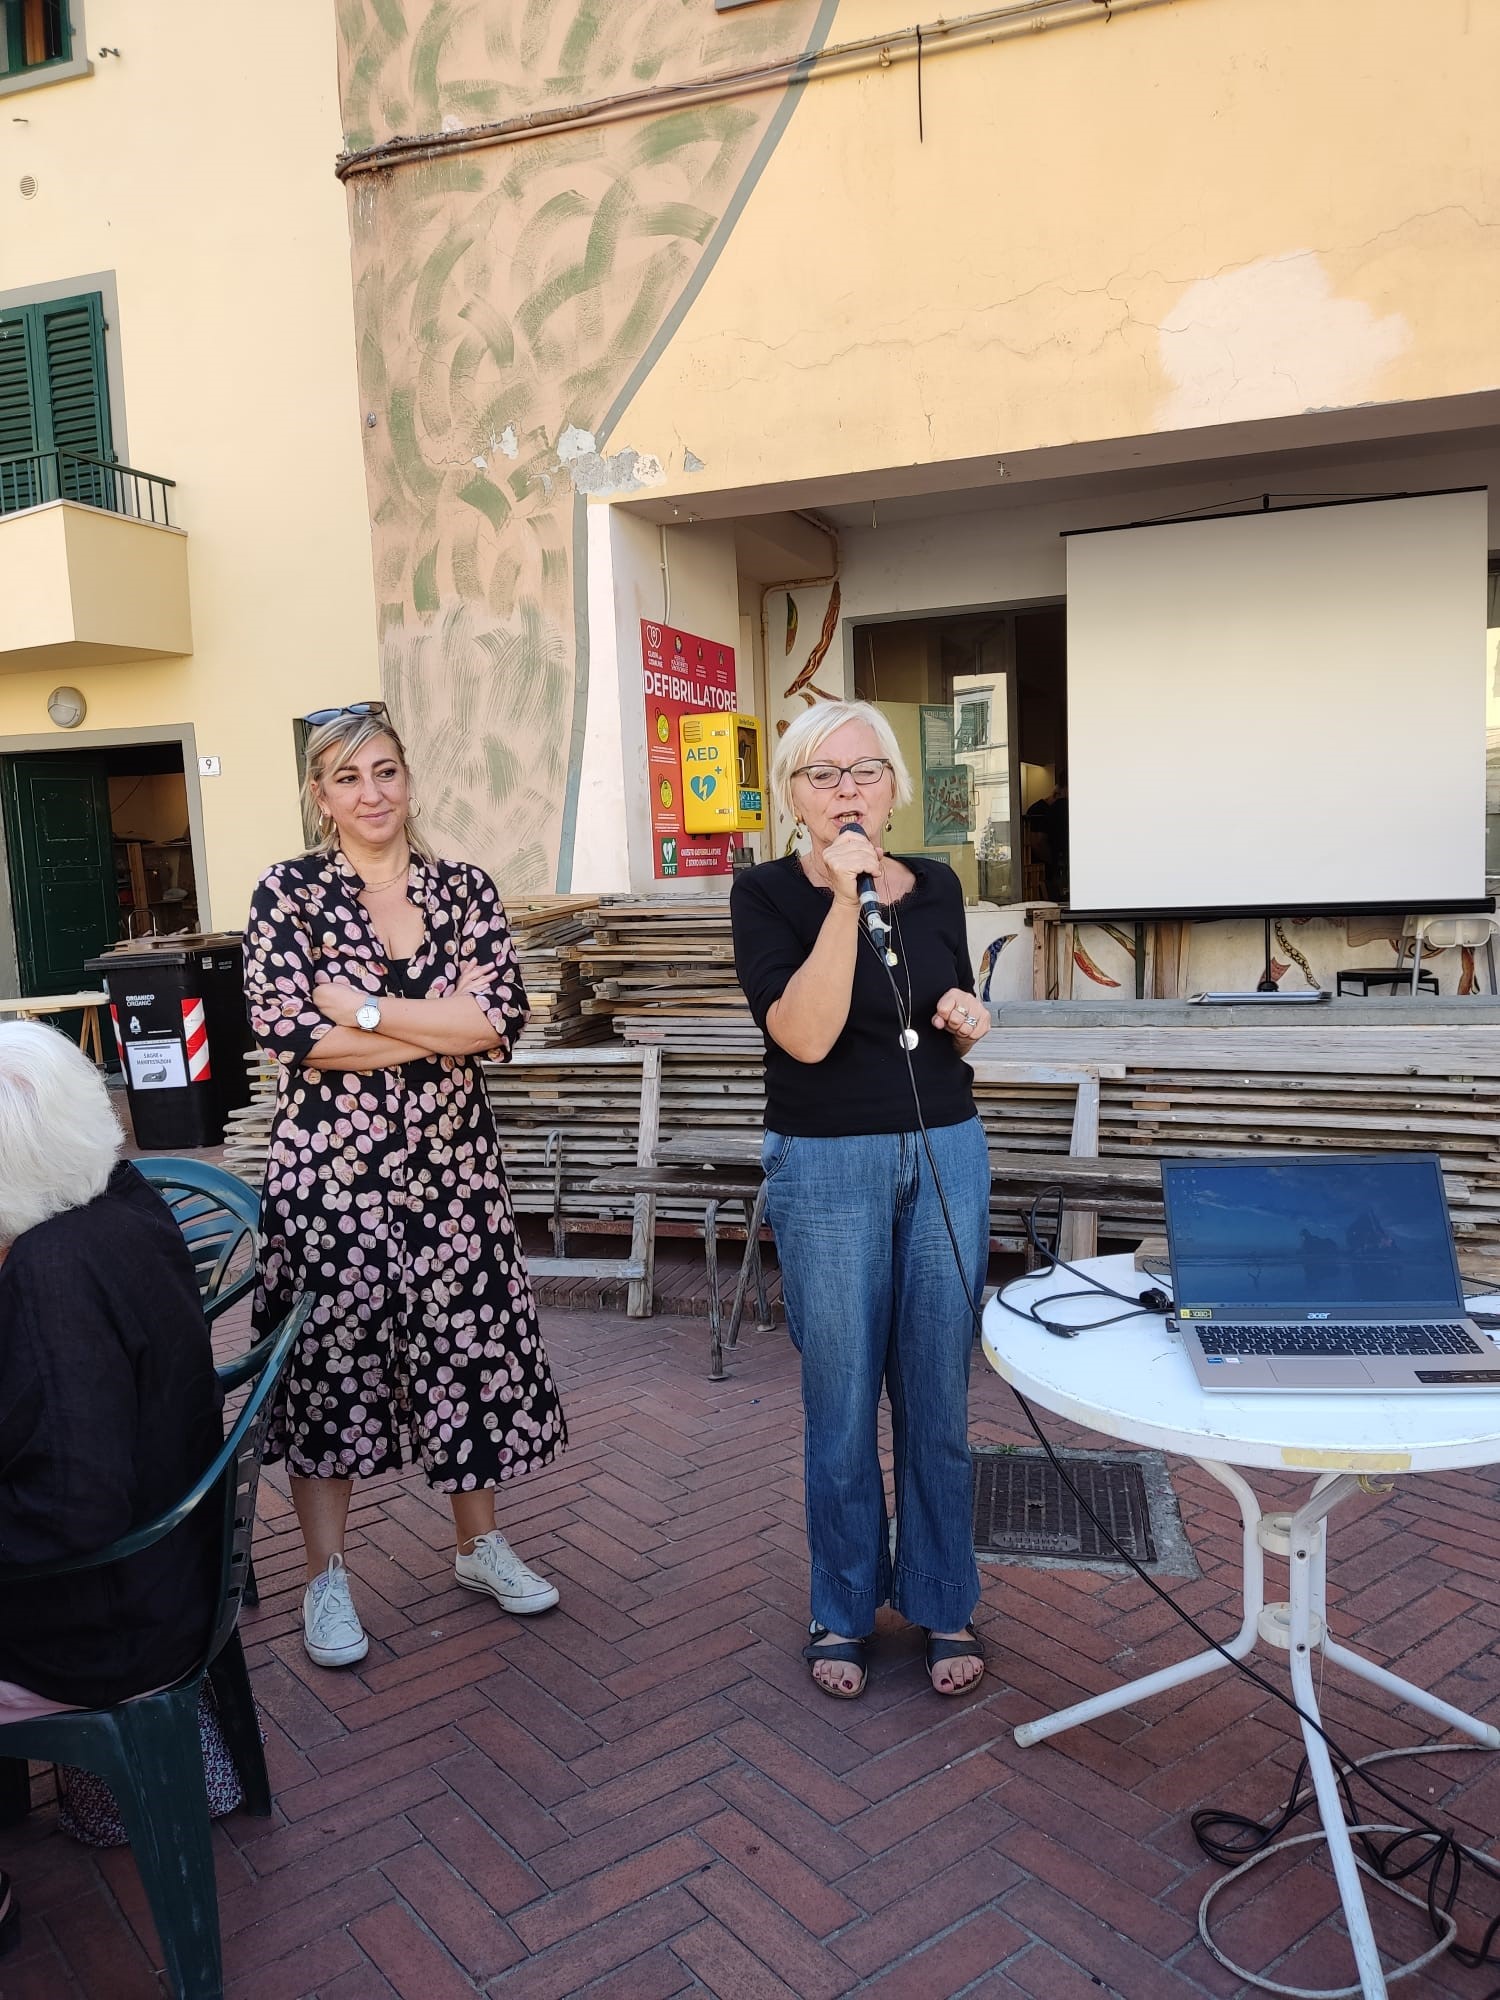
[337,0,835,890]
[614,0,1500,500]
[338,0,1500,891]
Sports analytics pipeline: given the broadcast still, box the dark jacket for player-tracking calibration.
[0,1162,223,1706]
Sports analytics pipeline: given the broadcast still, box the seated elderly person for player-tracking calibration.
[0,1023,223,1949]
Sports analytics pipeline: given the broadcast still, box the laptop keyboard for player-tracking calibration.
[1197,1322,1483,1358]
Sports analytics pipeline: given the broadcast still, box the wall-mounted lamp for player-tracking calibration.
[47,686,86,729]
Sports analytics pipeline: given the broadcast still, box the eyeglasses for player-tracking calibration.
[791,757,893,790]
[304,700,387,727]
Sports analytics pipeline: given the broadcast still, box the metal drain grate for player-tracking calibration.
[972,1449,1156,1565]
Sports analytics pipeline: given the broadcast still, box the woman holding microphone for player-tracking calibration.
[730,701,991,1699]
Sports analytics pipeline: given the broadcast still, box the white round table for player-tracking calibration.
[983,1255,1500,2000]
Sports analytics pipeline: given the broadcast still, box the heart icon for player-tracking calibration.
[689,774,716,801]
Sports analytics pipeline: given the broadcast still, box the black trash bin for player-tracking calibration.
[85,937,252,1151]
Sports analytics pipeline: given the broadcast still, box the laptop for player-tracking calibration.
[1159,1154,1500,1393]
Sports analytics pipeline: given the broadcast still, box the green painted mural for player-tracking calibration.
[336,0,839,890]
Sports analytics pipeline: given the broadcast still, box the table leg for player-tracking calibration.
[704,1199,725,1383]
[1014,1458,1264,1747]
[79,1006,102,1063]
[749,1185,774,1333]
[1286,1471,1500,1745]
[1285,1481,1388,2000]
[722,1181,772,1358]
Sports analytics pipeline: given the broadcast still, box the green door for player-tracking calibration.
[1,755,117,995]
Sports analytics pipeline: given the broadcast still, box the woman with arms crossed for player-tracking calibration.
[730,701,992,1698]
[245,704,566,1669]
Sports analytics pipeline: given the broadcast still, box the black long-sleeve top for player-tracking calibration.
[730,854,978,1137]
[0,1162,223,1706]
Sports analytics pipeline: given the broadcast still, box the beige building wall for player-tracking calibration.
[615,0,1500,502]
[334,0,1500,896]
[0,0,377,934]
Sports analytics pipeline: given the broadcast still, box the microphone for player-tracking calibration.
[842,821,890,949]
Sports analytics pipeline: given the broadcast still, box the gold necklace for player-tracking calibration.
[358,856,411,893]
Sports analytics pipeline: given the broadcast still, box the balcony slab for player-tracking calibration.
[0,498,192,672]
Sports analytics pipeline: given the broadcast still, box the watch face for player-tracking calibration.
[356,1001,381,1031]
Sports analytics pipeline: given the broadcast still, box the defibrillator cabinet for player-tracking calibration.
[679,712,766,834]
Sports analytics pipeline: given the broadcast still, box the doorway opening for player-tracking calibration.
[852,603,1066,905]
[0,741,201,999]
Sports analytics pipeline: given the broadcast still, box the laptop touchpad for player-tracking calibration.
[1268,1359,1374,1387]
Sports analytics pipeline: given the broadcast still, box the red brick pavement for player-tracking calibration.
[4,1301,1500,1998]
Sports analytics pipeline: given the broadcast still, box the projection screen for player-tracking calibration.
[1064,489,1488,914]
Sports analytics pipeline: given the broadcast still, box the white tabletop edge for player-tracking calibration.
[982,1254,1500,1474]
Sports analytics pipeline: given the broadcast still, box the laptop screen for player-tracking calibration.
[1161,1157,1463,1314]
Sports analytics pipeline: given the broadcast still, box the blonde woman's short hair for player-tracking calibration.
[0,1022,123,1247]
[300,710,432,857]
[770,700,913,825]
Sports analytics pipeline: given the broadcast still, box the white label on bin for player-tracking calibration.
[126,1042,187,1091]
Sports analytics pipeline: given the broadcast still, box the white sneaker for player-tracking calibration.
[302,1553,369,1667]
[454,1531,559,1615]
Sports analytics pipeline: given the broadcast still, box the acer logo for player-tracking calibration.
[1306,1312,1331,1320]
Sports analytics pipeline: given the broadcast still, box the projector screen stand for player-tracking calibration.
[1255,916,1279,992]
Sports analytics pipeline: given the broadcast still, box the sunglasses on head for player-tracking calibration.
[304,700,387,727]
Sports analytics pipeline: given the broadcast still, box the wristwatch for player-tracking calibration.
[355,997,382,1033]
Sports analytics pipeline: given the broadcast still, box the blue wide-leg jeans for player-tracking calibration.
[762,1116,988,1638]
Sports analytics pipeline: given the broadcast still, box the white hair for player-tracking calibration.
[0,1022,123,1246]
[770,700,914,824]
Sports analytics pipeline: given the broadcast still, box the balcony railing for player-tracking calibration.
[0,450,175,526]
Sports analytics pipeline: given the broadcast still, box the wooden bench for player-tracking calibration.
[593,1061,1124,1374]
[527,1045,662,1317]
[587,1146,773,1380]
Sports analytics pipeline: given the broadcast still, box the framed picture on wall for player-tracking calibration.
[924,765,972,847]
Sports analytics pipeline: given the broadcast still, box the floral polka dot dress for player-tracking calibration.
[243,850,567,1490]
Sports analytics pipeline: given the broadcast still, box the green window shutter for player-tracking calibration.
[0,292,112,514]
[0,313,40,510]
[39,295,111,506]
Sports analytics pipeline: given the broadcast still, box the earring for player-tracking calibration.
[409,802,423,820]
[794,818,805,836]
[317,809,332,833]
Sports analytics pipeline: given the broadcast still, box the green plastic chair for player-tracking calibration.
[134,1158,262,1329]
[137,1158,270,1602]
[0,1293,311,2000]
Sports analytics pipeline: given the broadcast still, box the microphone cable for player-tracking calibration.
[863,938,1500,1994]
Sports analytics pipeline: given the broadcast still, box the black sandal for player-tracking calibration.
[924,1627,986,1695]
[802,1624,871,1699]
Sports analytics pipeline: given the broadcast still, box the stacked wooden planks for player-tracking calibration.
[222,936,1500,1271]
[566,896,752,1031]
[978,1020,1500,1248]
[506,894,610,1047]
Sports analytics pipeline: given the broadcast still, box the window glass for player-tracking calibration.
[854,606,1064,906]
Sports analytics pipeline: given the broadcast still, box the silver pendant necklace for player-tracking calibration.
[861,894,917,1050]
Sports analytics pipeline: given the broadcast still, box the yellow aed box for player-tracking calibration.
[679,712,766,834]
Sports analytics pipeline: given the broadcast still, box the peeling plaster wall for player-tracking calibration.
[336,0,838,892]
[339,0,1500,896]
[614,0,1500,503]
